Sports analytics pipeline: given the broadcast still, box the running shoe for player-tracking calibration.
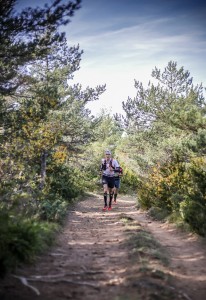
[108,206,112,211]
[102,206,108,211]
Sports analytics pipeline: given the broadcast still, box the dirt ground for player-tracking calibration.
[0,193,206,300]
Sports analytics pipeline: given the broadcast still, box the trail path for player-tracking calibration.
[1,194,206,300]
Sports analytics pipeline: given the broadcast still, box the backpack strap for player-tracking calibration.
[103,158,115,169]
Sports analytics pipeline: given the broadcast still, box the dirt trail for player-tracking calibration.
[0,194,206,300]
[138,213,206,300]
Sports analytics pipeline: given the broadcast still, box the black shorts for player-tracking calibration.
[102,175,115,188]
[114,178,120,189]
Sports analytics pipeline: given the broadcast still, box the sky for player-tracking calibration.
[16,0,206,115]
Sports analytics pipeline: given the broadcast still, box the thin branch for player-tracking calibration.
[27,270,103,279]
[28,278,100,289]
[12,275,40,296]
[12,271,101,292]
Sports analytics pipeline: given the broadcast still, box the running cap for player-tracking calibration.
[105,149,111,155]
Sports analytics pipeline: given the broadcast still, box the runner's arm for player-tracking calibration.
[99,159,104,175]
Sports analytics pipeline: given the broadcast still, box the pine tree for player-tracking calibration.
[0,0,81,96]
[122,61,205,132]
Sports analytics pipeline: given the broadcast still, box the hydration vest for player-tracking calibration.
[102,158,114,171]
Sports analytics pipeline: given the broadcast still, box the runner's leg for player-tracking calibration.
[102,176,108,210]
[109,188,113,208]
[108,177,115,209]
[103,190,108,207]
[114,178,120,203]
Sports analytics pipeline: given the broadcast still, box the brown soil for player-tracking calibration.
[1,193,206,300]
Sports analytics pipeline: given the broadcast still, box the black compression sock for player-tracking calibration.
[104,192,108,206]
[110,193,113,201]
[109,193,113,207]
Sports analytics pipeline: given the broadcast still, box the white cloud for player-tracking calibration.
[67,1,206,115]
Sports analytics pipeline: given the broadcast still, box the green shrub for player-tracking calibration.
[38,195,69,223]
[180,195,206,236]
[169,193,184,212]
[0,211,58,277]
[148,207,170,221]
[48,164,85,200]
[137,180,154,210]
[119,164,140,194]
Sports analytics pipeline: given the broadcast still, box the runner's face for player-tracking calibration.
[105,154,111,160]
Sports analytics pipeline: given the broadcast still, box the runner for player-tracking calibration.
[114,165,123,204]
[100,150,119,211]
